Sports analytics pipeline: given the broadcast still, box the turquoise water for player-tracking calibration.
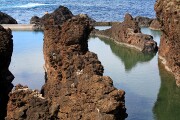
[9,28,179,120]
[0,0,156,23]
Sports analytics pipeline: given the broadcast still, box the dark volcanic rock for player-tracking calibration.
[92,13,158,53]
[155,0,180,86]
[0,25,14,119]
[134,16,153,27]
[149,19,161,30]
[30,6,73,30]
[0,12,17,24]
[42,15,127,119]
[6,85,59,120]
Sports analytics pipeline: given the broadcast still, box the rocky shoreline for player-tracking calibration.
[0,0,179,119]
[91,13,158,54]
[1,7,127,120]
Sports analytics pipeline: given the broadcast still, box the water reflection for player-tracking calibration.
[98,37,156,71]
[153,62,180,120]
[88,37,160,120]
[10,31,44,90]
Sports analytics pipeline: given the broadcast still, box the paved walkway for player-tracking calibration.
[0,24,36,31]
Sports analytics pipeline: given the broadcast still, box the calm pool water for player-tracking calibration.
[9,28,180,120]
[10,31,44,90]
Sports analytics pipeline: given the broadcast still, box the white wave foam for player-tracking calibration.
[14,3,55,8]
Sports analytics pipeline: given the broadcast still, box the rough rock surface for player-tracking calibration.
[30,6,73,30]
[0,25,14,119]
[42,15,127,119]
[6,85,59,120]
[0,12,17,24]
[134,16,153,27]
[155,0,180,86]
[92,13,158,53]
[149,19,161,30]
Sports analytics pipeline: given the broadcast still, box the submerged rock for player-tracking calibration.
[0,12,17,24]
[155,0,180,86]
[42,15,127,119]
[92,13,158,53]
[0,25,14,119]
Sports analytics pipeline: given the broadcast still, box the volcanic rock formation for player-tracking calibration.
[42,15,127,119]
[6,84,59,120]
[0,25,14,119]
[30,6,73,30]
[149,19,161,30]
[0,12,17,24]
[155,0,180,86]
[92,13,158,53]
[134,16,153,27]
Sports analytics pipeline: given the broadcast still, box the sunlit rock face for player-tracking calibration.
[155,0,180,86]
[6,85,59,120]
[91,13,158,54]
[0,25,14,119]
[42,15,127,119]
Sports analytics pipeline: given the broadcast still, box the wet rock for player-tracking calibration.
[92,13,158,53]
[0,12,17,24]
[155,0,180,86]
[6,84,59,120]
[0,25,14,119]
[149,19,161,30]
[134,16,153,27]
[42,15,127,119]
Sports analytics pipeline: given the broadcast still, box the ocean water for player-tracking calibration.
[0,0,156,24]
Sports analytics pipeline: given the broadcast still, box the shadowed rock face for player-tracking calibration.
[0,12,17,24]
[92,13,158,53]
[30,6,73,30]
[134,16,153,27]
[155,0,180,86]
[0,25,14,119]
[42,15,127,119]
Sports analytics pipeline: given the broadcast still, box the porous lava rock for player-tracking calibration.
[0,25,14,119]
[92,13,158,53]
[42,15,127,119]
[30,6,73,30]
[149,19,161,30]
[134,16,153,27]
[155,0,180,86]
[6,84,59,120]
[0,12,17,24]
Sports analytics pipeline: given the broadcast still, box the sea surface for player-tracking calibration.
[0,0,156,24]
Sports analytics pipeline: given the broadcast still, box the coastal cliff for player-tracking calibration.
[42,15,127,119]
[92,13,158,53]
[0,25,14,119]
[155,0,180,86]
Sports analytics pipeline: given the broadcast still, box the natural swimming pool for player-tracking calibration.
[10,28,180,120]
